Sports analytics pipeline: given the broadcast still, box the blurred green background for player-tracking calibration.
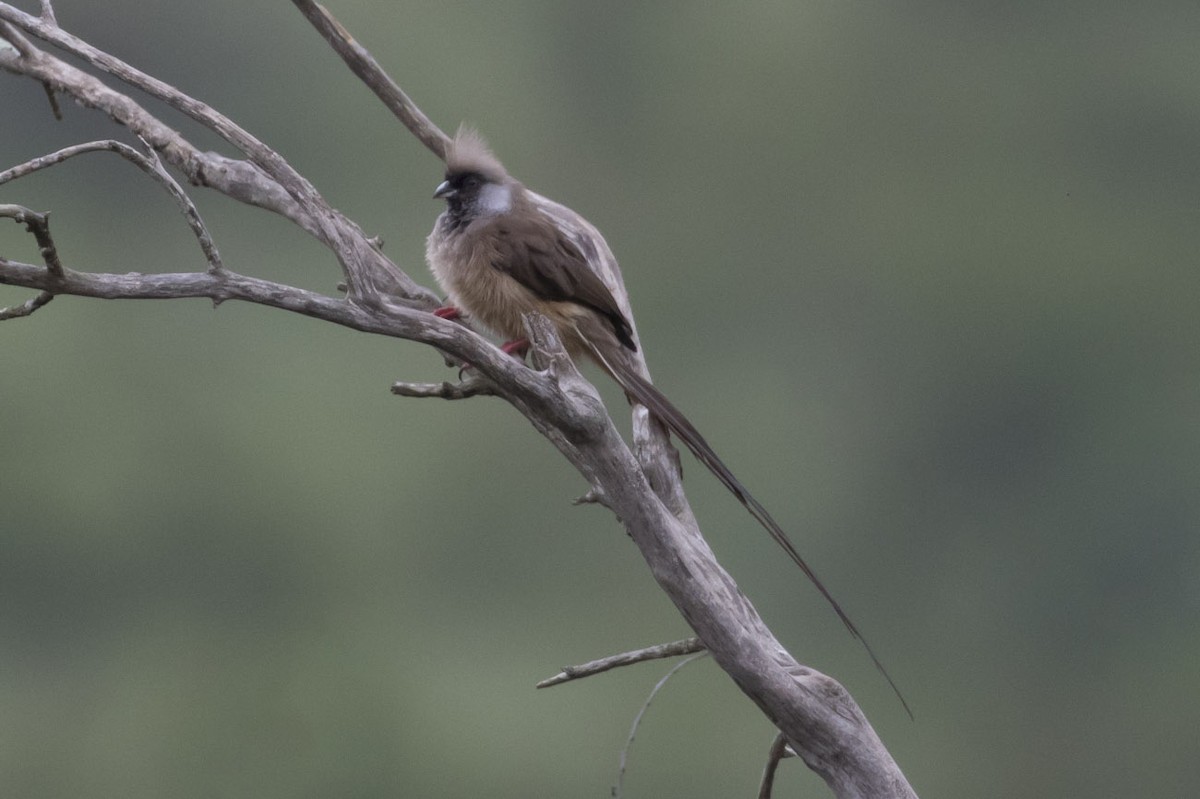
[3,1,1199,796]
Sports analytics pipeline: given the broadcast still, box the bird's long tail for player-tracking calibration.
[588,341,911,716]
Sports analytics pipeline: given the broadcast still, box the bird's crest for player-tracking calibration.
[445,125,508,182]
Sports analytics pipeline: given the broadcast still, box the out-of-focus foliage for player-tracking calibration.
[2,2,1199,796]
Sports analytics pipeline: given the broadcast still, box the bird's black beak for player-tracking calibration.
[433,180,455,200]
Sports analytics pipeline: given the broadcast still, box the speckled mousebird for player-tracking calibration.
[425,127,907,713]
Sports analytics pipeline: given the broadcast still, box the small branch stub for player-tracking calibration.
[390,375,496,400]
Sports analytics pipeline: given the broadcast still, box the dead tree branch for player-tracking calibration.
[0,4,917,796]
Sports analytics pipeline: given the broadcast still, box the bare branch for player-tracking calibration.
[758,733,794,799]
[536,638,705,689]
[0,139,224,272]
[0,3,434,304]
[290,0,450,160]
[614,652,708,799]
[0,257,419,346]
[38,0,55,24]
[0,290,52,320]
[0,140,114,183]
[0,255,574,427]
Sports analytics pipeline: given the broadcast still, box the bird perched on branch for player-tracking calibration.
[426,127,905,712]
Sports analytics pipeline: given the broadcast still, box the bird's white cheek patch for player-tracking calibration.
[477,183,513,215]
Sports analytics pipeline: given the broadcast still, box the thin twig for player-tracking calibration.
[537,638,705,689]
[290,0,450,160]
[758,733,793,799]
[0,290,53,320]
[614,652,708,799]
[133,136,224,272]
[38,0,55,24]
[0,139,224,272]
[0,139,114,183]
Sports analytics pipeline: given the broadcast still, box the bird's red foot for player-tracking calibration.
[433,306,462,320]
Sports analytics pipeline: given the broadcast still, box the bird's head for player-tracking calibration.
[434,126,513,219]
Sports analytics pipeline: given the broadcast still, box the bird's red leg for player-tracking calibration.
[454,337,530,379]
[433,305,527,372]
[500,338,530,359]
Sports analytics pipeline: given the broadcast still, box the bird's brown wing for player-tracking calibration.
[488,214,637,352]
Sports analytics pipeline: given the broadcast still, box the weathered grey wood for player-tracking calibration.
[0,5,918,795]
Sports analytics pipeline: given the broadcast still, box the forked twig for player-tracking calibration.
[1,203,63,275]
[0,203,61,321]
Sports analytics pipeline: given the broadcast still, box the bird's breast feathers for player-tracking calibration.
[428,216,578,342]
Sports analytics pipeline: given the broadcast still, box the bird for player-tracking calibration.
[426,127,906,713]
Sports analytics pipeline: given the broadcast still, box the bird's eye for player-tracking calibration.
[463,175,481,190]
